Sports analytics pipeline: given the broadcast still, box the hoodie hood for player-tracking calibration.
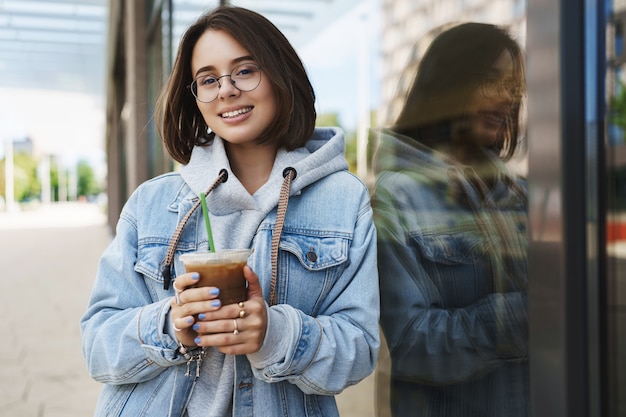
[177,127,349,249]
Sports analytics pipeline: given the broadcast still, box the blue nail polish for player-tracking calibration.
[192,324,200,331]
[198,313,206,320]
[191,273,200,280]
[186,317,193,324]
[194,337,201,344]
[211,300,220,307]
[210,288,219,295]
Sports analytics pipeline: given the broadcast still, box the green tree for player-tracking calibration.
[316,112,359,172]
[316,113,341,127]
[76,159,101,198]
[609,81,626,144]
[0,153,40,202]
[49,159,61,202]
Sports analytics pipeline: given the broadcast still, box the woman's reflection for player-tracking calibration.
[372,22,528,417]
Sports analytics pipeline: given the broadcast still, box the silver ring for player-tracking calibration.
[233,319,239,335]
[173,281,183,306]
[173,322,182,332]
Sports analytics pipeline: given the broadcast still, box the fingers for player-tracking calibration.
[178,266,267,354]
[193,298,267,354]
[243,265,263,299]
[172,281,221,308]
[173,271,200,291]
[193,317,265,355]
[197,297,262,323]
[169,272,223,346]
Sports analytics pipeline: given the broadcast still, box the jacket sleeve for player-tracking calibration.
[247,184,380,395]
[372,172,528,385]
[80,191,186,385]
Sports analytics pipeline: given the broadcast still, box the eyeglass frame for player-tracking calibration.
[187,63,263,103]
[479,76,525,99]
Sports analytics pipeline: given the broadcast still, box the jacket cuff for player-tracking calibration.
[137,298,185,365]
[247,302,291,368]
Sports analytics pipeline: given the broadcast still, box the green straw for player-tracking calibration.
[200,192,215,253]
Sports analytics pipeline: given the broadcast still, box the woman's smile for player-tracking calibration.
[219,106,253,119]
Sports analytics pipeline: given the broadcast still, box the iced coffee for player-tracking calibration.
[179,249,250,305]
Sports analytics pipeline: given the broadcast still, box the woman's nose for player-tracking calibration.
[218,76,240,99]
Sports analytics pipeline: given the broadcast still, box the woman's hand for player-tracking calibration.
[192,265,268,355]
[169,272,222,347]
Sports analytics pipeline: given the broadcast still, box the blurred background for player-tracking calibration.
[0,0,384,221]
[0,0,525,229]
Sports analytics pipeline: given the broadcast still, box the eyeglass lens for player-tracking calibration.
[190,63,261,103]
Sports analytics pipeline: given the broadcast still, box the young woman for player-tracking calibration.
[372,22,528,417]
[81,6,379,417]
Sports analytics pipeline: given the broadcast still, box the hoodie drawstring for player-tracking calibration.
[161,169,228,290]
[269,167,296,306]
[160,166,297,301]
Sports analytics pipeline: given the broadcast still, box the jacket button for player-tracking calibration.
[306,248,317,262]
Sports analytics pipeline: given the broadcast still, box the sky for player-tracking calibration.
[0,88,106,169]
[299,0,380,130]
[0,0,379,176]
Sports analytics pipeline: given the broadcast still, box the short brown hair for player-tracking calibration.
[156,6,316,165]
[393,22,525,161]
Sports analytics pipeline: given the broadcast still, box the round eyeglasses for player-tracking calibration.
[480,77,525,99]
[188,63,262,103]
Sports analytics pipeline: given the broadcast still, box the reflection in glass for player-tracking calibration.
[606,2,626,415]
[371,22,529,417]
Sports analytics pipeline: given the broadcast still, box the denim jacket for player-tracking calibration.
[371,130,528,416]
[81,128,380,417]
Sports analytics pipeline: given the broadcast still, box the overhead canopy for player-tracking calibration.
[0,0,363,97]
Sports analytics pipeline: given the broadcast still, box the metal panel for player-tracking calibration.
[527,0,600,416]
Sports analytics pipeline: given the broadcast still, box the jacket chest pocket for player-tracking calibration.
[274,231,349,315]
[410,229,493,306]
[412,231,488,265]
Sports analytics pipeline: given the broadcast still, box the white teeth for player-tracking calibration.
[221,107,252,118]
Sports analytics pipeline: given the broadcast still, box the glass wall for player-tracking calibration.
[607,1,626,415]
[372,1,528,416]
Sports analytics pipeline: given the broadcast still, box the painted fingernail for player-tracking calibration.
[211,300,221,308]
[194,337,202,344]
[198,313,206,320]
[192,324,200,331]
[210,288,219,296]
[186,317,193,324]
[191,273,200,280]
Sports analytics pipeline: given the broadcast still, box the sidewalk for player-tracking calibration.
[0,202,110,416]
[0,202,376,416]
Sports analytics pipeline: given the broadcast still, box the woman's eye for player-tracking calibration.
[234,64,258,77]
[200,76,217,86]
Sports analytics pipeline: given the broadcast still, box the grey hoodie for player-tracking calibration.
[179,127,348,250]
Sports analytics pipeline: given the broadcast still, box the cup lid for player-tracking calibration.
[179,249,251,264]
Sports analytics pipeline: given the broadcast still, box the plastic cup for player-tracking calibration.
[179,249,250,305]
